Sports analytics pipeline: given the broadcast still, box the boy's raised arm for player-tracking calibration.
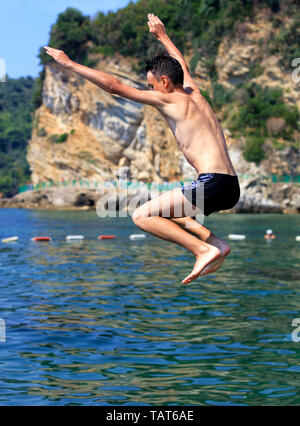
[43,45,170,108]
[44,46,118,93]
[147,13,199,91]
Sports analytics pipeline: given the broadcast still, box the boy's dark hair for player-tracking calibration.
[145,52,184,86]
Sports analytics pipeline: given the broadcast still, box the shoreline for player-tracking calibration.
[0,177,299,214]
[0,199,298,215]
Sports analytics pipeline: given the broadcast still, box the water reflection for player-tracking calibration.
[0,210,300,405]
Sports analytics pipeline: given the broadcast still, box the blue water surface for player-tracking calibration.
[0,208,299,405]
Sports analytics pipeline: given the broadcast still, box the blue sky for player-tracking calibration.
[0,0,136,79]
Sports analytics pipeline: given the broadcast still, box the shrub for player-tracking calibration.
[249,63,264,79]
[242,136,266,164]
[211,83,233,110]
[229,83,299,139]
[267,5,300,70]
[58,133,69,143]
[0,76,34,195]
[200,90,213,105]
[37,127,47,137]
[233,88,250,106]
[77,151,96,164]
[0,176,13,196]
[31,69,45,110]
[38,8,93,67]
[228,82,299,163]
[189,52,202,74]
[48,133,68,143]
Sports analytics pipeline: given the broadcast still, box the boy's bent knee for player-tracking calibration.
[132,208,146,225]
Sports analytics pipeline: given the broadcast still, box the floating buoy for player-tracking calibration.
[129,234,146,240]
[296,236,300,242]
[31,236,51,242]
[228,234,246,240]
[1,236,19,243]
[98,235,116,239]
[66,235,84,241]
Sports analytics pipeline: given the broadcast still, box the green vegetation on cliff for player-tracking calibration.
[90,0,283,68]
[38,7,94,67]
[37,1,299,75]
[227,83,299,164]
[0,76,34,196]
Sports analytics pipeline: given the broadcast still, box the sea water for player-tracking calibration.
[0,208,299,406]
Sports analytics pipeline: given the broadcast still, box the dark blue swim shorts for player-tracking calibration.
[181,172,240,216]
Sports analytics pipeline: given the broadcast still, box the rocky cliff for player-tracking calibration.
[1,10,299,213]
[27,54,195,186]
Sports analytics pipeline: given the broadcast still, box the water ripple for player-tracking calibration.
[0,209,300,405]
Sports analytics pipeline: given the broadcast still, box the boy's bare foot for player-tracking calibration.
[200,236,231,275]
[182,245,220,285]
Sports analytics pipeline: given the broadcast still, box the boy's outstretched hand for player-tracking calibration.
[147,13,167,40]
[44,46,73,69]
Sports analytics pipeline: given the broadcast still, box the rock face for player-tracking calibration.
[215,11,300,111]
[27,55,195,188]
[5,11,299,212]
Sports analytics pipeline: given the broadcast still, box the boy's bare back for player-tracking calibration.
[157,88,236,177]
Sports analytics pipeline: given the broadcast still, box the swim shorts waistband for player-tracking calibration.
[196,172,238,183]
[198,172,238,178]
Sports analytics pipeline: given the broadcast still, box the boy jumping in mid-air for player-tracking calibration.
[44,13,240,285]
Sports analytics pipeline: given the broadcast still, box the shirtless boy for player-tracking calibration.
[44,13,240,285]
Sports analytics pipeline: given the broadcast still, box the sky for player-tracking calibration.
[0,0,137,79]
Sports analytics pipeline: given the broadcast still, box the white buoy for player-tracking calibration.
[1,236,19,243]
[228,234,246,240]
[296,236,300,242]
[66,235,84,241]
[129,234,146,240]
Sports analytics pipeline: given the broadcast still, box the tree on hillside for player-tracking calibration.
[33,8,94,109]
[37,7,94,67]
[0,76,34,196]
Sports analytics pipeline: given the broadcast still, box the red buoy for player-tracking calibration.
[98,235,116,240]
[31,236,51,241]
